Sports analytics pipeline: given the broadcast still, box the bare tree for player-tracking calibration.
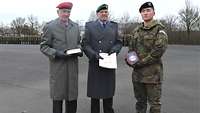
[10,17,26,36]
[119,13,130,24]
[160,15,179,31]
[27,15,40,35]
[192,17,200,31]
[118,13,138,46]
[178,0,200,38]
[88,11,97,21]
[10,16,40,36]
[108,11,117,21]
[119,13,139,35]
[0,23,5,36]
[119,12,131,34]
[39,21,47,34]
[0,23,15,36]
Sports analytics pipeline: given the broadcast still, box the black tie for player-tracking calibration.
[103,23,106,28]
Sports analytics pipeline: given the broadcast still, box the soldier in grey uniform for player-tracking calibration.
[40,2,82,113]
[125,2,168,113]
[81,4,122,113]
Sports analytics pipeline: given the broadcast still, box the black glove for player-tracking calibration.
[108,50,116,55]
[55,50,66,58]
[95,53,103,60]
[70,52,83,57]
[76,52,83,57]
[125,58,134,67]
[134,61,145,69]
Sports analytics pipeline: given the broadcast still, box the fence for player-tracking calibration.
[168,31,200,45]
[122,31,200,46]
[0,31,200,45]
[0,36,41,44]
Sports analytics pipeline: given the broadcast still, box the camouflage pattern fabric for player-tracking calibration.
[128,20,168,83]
[133,82,161,113]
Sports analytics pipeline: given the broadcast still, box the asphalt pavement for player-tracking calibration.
[0,44,199,113]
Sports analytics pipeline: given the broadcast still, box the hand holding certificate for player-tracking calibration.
[99,53,117,69]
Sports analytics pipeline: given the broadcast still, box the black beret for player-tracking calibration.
[139,2,154,12]
[96,4,108,13]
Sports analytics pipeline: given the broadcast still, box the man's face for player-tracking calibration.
[57,9,71,22]
[97,9,109,21]
[140,8,155,22]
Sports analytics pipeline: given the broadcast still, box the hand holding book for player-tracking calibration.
[64,48,83,57]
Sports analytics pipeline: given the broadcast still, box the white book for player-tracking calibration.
[99,53,117,69]
[65,48,82,55]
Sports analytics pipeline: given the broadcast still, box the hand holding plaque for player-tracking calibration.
[125,51,139,65]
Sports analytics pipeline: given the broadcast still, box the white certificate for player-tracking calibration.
[99,53,117,69]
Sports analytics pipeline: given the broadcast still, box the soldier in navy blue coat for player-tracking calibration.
[82,4,122,113]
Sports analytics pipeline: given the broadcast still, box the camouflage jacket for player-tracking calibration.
[128,20,168,83]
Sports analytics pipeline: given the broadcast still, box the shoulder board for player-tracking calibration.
[86,21,94,25]
[110,21,117,24]
[135,24,142,31]
[46,20,53,25]
[158,30,167,36]
[86,21,93,24]
[156,21,165,28]
[71,21,78,26]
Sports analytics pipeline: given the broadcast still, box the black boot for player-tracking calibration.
[53,100,63,113]
[103,98,114,113]
[65,100,77,113]
[91,98,100,113]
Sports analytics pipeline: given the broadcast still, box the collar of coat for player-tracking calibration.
[95,19,114,27]
[55,18,76,27]
[139,20,163,30]
[98,19,109,25]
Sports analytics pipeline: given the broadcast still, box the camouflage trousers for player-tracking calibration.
[133,82,162,113]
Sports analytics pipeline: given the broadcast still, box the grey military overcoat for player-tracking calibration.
[40,18,81,100]
[82,20,122,98]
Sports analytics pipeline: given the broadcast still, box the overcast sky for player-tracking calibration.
[0,0,200,25]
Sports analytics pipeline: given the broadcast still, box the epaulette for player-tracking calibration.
[46,20,53,25]
[134,25,141,33]
[156,20,165,29]
[85,21,93,26]
[86,21,93,24]
[70,20,78,26]
[110,21,117,24]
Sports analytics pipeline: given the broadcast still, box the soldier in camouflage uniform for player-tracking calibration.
[125,2,168,113]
